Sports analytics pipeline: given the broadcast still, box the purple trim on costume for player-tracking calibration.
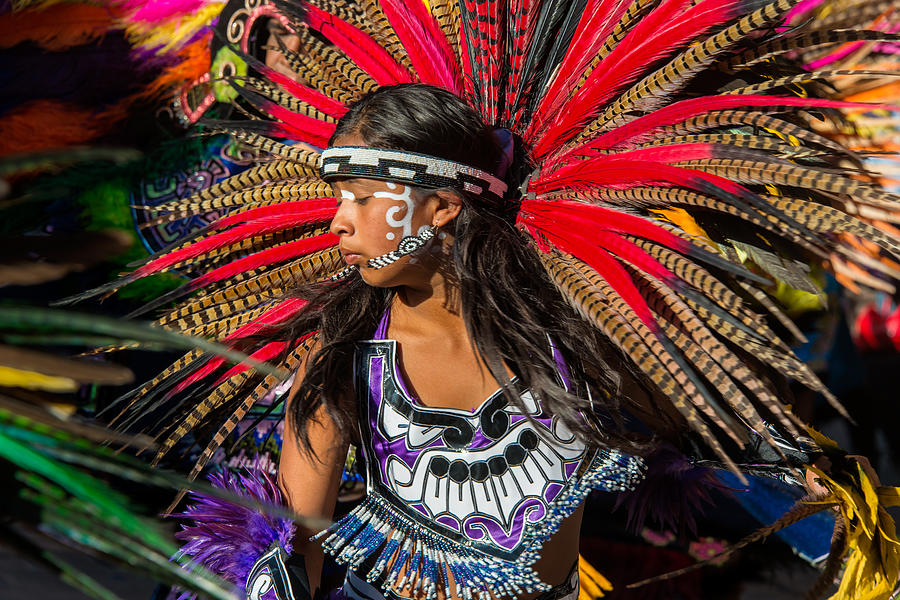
[359,334,593,557]
[549,338,572,392]
[374,309,390,340]
[462,497,546,550]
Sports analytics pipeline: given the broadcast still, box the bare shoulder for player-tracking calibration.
[278,336,347,512]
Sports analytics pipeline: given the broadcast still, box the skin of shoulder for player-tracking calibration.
[278,338,348,594]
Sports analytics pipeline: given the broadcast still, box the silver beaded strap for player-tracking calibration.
[331,226,437,280]
[320,146,507,205]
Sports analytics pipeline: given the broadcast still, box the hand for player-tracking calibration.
[804,455,832,496]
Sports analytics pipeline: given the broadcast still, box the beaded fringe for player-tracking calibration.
[314,449,644,600]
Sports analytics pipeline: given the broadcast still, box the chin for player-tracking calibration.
[358,268,399,288]
[358,260,424,289]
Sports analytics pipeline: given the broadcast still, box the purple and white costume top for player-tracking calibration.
[316,313,644,600]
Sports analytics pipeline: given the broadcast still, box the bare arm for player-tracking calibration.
[278,346,349,594]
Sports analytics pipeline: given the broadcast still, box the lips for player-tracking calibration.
[340,248,362,265]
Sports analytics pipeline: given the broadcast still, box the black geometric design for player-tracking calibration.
[320,146,508,205]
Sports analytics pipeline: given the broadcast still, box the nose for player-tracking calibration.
[329,201,353,237]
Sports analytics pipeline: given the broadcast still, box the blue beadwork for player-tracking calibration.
[314,448,644,600]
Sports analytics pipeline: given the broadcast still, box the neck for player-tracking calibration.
[392,257,465,335]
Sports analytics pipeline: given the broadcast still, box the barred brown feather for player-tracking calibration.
[539,249,743,475]
[184,335,320,483]
[578,0,798,138]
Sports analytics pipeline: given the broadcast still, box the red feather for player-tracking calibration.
[185,232,339,289]
[532,0,637,123]
[171,299,307,393]
[503,0,533,124]
[520,199,695,255]
[253,62,348,118]
[461,0,502,122]
[380,0,461,92]
[135,207,336,278]
[304,3,412,86]
[210,199,337,231]
[213,331,315,383]
[530,0,741,155]
[523,216,661,330]
[531,157,756,205]
[260,101,336,148]
[577,95,898,153]
[214,341,288,383]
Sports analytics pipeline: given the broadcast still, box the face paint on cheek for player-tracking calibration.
[375,183,432,242]
[374,182,414,241]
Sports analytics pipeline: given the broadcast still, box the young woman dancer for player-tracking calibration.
[277,84,643,600]
[80,1,900,598]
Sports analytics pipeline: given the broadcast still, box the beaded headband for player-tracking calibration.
[319,146,508,204]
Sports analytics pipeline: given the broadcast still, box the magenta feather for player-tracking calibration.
[116,0,207,24]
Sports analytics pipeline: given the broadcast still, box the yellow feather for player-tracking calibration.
[807,463,900,600]
[649,207,718,252]
[578,554,613,599]
[123,4,224,54]
[0,365,77,392]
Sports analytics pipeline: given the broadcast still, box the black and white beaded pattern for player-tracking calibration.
[330,227,437,280]
[368,227,435,268]
[320,147,508,204]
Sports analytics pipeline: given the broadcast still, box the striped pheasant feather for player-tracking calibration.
[63,0,900,488]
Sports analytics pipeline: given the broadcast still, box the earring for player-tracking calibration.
[330,264,358,281]
[329,226,437,281]
[367,226,437,269]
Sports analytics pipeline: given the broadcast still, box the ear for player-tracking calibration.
[427,189,463,228]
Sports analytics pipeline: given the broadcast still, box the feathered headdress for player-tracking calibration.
[63,0,900,593]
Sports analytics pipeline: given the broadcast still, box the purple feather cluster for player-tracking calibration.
[614,443,729,538]
[172,468,296,594]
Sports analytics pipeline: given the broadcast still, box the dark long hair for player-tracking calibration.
[284,84,640,454]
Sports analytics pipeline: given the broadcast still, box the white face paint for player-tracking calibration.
[340,189,356,202]
[374,182,414,241]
